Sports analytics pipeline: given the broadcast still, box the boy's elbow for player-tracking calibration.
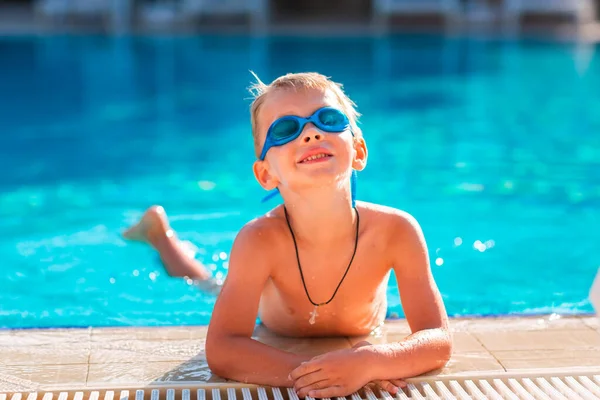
[419,328,453,372]
[205,334,233,379]
[206,357,230,380]
[206,350,225,379]
[435,330,453,368]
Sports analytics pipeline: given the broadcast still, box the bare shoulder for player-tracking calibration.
[220,205,290,287]
[356,201,421,235]
[358,202,429,276]
[232,205,290,253]
[356,201,426,264]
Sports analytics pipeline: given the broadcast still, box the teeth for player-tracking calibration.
[303,153,329,162]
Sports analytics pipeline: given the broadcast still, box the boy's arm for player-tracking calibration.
[205,222,309,387]
[289,212,451,398]
[366,211,452,379]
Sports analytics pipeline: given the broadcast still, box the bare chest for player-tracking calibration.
[261,241,391,332]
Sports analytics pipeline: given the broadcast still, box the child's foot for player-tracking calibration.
[123,205,171,244]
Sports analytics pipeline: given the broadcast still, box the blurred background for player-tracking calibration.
[1,0,600,329]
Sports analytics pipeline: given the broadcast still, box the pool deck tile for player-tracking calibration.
[473,329,600,352]
[2,315,600,391]
[494,348,600,370]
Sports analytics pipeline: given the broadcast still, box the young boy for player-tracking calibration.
[123,72,451,398]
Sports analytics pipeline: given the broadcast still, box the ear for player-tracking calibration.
[253,160,279,191]
[352,136,368,171]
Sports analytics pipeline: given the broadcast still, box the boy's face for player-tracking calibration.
[253,87,367,194]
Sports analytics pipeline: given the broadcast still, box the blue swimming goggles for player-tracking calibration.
[258,106,358,206]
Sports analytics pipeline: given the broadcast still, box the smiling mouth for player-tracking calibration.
[299,153,333,163]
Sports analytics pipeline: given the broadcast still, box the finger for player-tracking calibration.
[373,380,398,394]
[306,386,345,399]
[390,379,407,388]
[294,370,329,391]
[351,340,371,348]
[295,379,330,398]
[289,361,321,381]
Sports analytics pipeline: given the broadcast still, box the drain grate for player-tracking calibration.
[3,371,600,400]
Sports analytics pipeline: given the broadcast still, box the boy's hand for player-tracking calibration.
[289,344,406,398]
[352,340,407,395]
[289,347,371,398]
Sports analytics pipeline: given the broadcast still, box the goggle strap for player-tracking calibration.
[261,188,280,204]
[351,170,357,208]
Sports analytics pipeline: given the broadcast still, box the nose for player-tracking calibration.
[300,124,323,143]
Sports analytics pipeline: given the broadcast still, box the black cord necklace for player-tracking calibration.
[283,206,360,324]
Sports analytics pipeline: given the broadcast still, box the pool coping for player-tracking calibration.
[0,3,599,43]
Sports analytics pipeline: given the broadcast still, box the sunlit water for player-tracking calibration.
[1,34,599,329]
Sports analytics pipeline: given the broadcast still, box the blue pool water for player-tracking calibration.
[1,34,599,329]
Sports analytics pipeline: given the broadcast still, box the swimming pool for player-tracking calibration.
[1,33,599,329]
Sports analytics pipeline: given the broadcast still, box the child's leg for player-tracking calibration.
[123,206,213,280]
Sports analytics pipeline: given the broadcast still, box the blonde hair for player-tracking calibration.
[248,72,361,158]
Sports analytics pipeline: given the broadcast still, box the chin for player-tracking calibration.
[289,177,348,197]
[300,170,343,185]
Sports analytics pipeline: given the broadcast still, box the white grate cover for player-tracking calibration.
[3,371,600,400]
